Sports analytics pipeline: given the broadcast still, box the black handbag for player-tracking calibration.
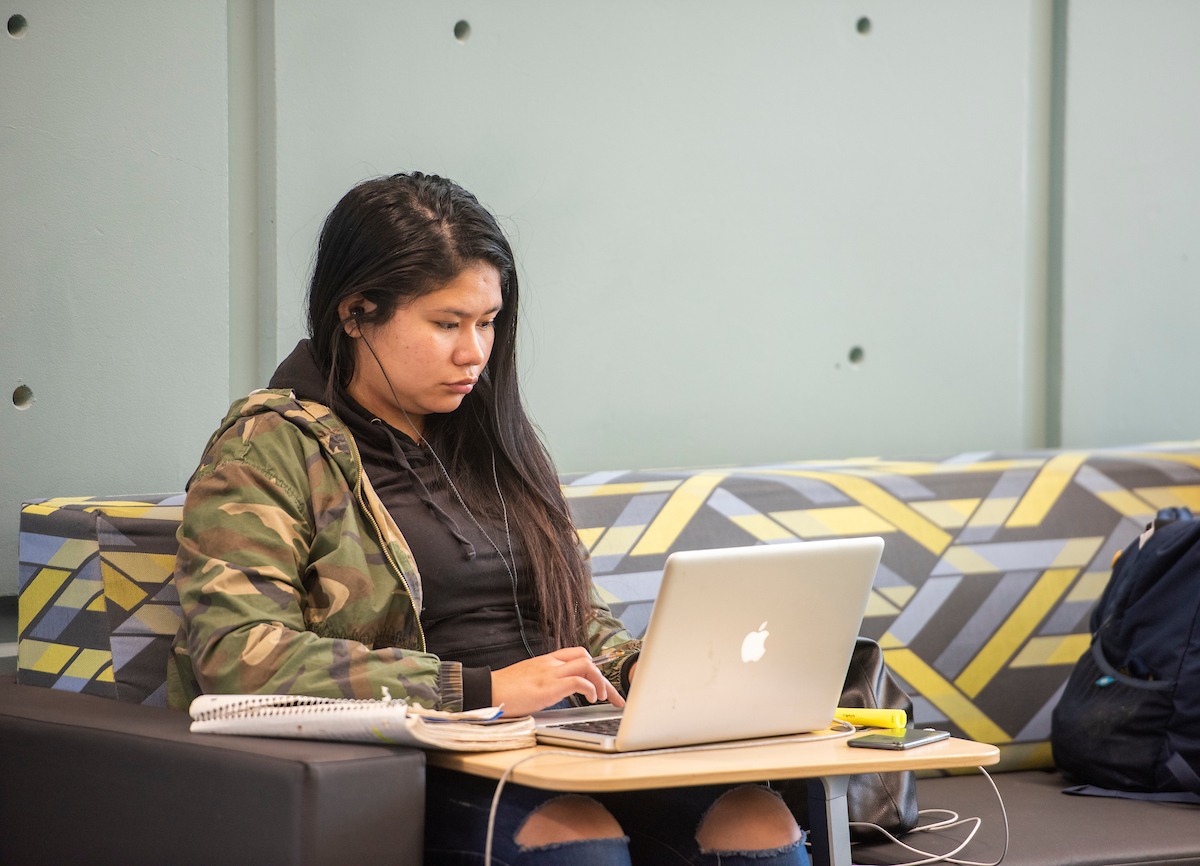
[773,637,919,840]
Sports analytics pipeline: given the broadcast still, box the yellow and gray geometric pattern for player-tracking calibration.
[17,443,1200,765]
[563,444,1200,772]
[18,494,185,706]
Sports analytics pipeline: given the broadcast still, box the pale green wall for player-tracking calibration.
[2,2,231,595]
[269,0,1051,472]
[1059,0,1200,448]
[3,0,1199,595]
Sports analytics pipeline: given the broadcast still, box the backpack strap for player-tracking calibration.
[1089,634,1174,691]
[1166,752,1200,797]
[1061,752,1200,803]
[1062,784,1200,805]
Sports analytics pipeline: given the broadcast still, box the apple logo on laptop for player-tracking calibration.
[741,621,769,662]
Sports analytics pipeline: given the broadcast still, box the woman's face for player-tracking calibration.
[342,262,503,440]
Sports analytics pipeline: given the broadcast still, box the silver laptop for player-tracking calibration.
[535,537,884,752]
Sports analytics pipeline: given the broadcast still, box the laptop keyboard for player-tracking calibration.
[555,718,622,736]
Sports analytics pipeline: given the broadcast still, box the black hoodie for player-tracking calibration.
[269,341,547,709]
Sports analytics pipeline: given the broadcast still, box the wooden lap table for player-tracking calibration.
[430,732,1000,866]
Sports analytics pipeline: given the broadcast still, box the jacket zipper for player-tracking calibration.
[345,429,427,653]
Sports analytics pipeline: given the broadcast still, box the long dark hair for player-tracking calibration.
[307,172,593,649]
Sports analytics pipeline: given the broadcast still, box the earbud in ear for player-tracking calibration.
[351,307,364,318]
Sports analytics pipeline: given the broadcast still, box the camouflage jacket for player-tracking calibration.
[167,390,640,712]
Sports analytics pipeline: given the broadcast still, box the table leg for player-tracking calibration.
[805,775,851,866]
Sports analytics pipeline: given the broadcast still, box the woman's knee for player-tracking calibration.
[695,785,801,853]
[514,794,624,848]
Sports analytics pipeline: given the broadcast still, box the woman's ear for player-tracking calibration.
[337,294,377,337]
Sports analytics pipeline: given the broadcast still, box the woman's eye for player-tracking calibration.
[480,319,496,329]
[436,322,458,330]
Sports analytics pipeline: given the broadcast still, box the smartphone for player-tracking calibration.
[848,728,950,750]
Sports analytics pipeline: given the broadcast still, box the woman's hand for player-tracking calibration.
[491,647,627,717]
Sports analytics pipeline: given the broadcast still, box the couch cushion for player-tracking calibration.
[19,444,1200,773]
[0,674,425,865]
[852,769,1200,866]
[562,445,1200,771]
[17,494,184,705]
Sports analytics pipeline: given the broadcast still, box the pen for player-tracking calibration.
[589,651,619,666]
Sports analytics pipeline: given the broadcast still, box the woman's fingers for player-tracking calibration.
[492,648,628,715]
[548,646,591,663]
[554,656,612,700]
[553,653,627,708]
[560,674,599,704]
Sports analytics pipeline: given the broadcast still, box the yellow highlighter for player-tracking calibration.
[835,707,908,729]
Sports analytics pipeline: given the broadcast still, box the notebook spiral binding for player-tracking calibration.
[191,690,408,723]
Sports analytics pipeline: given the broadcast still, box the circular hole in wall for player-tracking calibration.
[8,14,29,38]
[848,346,865,367]
[454,20,471,42]
[856,16,871,35]
[13,385,34,409]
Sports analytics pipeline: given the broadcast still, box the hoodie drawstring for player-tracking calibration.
[378,422,477,561]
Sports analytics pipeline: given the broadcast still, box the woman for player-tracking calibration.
[169,173,807,865]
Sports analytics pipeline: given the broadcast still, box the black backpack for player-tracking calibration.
[1051,509,1200,803]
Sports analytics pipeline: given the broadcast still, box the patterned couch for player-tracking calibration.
[7,445,1200,864]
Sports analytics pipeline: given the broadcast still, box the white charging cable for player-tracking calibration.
[483,721,860,865]
[842,765,1010,866]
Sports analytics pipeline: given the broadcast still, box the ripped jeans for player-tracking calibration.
[425,766,810,866]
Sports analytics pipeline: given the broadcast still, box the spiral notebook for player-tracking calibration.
[189,690,535,751]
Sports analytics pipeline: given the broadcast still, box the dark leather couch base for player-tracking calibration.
[852,769,1200,866]
[0,675,425,866]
